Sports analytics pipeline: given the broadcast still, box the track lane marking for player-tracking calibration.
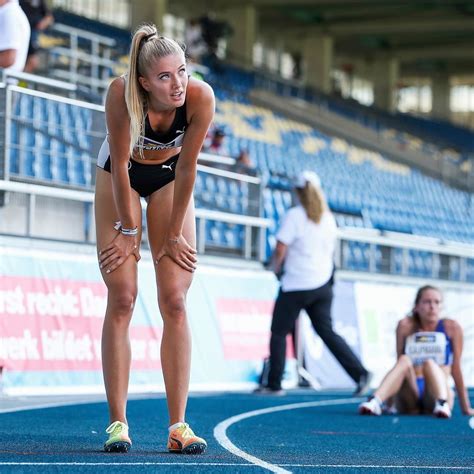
[214,397,360,473]
[0,462,470,470]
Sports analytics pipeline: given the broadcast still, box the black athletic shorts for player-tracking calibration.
[101,154,179,198]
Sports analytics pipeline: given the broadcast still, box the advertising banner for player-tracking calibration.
[1,245,472,394]
[0,246,279,394]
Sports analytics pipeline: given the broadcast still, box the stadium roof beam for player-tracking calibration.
[191,0,426,6]
[391,44,474,61]
[400,61,474,76]
[259,17,474,37]
[335,43,474,61]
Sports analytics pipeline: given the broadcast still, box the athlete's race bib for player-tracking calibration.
[404,331,447,366]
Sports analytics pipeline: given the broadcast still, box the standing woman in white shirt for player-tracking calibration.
[256,171,371,395]
[0,0,30,72]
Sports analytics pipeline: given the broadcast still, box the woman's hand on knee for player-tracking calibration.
[99,233,140,274]
[154,234,197,273]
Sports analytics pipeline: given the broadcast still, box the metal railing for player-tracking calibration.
[0,69,77,95]
[45,23,118,100]
[0,179,270,261]
[1,178,472,280]
[2,84,105,185]
[335,227,473,283]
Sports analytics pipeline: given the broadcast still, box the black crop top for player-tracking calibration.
[138,102,188,151]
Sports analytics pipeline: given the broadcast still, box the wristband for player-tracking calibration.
[121,227,138,236]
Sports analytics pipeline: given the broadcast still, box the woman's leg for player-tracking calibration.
[267,290,304,390]
[95,168,142,424]
[375,355,419,411]
[422,360,454,412]
[146,182,195,425]
[305,283,367,383]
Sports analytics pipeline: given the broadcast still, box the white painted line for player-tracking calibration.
[0,463,469,470]
[0,463,254,466]
[0,393,166,414]
[0,399,105,415]
[214,397,359,474]
[278,465,471,471]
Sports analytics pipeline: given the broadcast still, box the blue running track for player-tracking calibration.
[1,390,473,473]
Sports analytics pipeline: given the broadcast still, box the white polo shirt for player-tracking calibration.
[0,0,31,72]
[276,206,337,292]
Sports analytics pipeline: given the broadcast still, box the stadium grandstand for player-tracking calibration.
[0,1,473,472]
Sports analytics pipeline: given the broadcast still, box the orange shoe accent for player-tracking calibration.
[167,423,207,455]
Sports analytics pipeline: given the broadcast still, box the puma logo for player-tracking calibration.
[170,437,183,448]
[162,162,174,171]
[175,128,185,134]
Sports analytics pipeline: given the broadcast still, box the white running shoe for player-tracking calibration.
[433,400,451,418]
[358,396,382,416]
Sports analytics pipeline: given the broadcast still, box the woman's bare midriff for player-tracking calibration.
[131,146,182,165]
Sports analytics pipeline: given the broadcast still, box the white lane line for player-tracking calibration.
[0,463,253,466]
[0,400,104,415]
[0,463,469,470]
[278,465,470,471]
[0,394,166,415]
[214,397,359,474]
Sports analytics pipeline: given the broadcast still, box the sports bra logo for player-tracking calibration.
[138,132,186,151]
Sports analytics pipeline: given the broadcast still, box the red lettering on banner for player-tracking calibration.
[0,276,162,371]
[0,276,107,319]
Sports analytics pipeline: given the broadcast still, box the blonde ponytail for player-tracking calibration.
[124,24,186,157]
[296,184,327,224]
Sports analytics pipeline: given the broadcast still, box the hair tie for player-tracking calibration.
[139,32,157,51]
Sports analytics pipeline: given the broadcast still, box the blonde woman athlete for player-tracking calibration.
[95,24,214,454]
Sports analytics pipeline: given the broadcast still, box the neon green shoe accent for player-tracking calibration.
[104,421,132,453]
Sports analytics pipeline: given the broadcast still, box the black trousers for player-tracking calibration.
[267,279,367,390]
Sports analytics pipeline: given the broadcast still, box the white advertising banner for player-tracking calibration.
[1,244,472,395]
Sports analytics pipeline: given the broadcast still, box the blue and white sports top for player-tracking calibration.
[404,319,453,366]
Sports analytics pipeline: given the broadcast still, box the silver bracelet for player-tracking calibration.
[121,226,138,236]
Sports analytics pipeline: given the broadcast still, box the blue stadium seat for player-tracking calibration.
[465,259,474,283]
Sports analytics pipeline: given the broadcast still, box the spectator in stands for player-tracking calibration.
[359,285,473,418]
[255,171,372,395]
[184,18,207,64]
[95,23,214,455]
[291,52,302,81]
[203,125,229,156]
[233,148,257,176]
[19,0,54,73]
[0,0,30,72]
[198,14,232,69]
